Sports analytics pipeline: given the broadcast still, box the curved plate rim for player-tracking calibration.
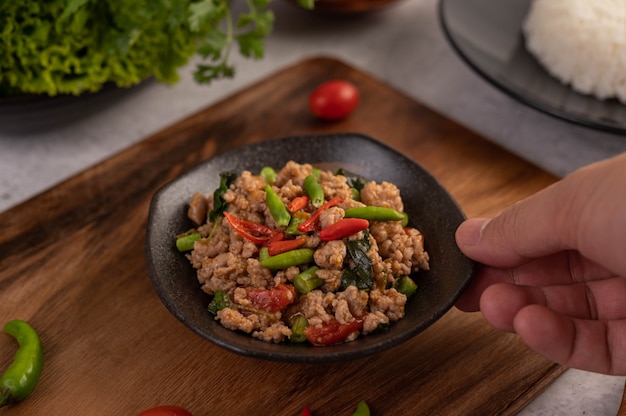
[438,0,626,135]
[145,132,475,363]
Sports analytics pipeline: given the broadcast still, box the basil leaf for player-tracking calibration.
[208,290,233,314]
[341,230,373,290]
[335,168,370,192]
[208,170,237,223]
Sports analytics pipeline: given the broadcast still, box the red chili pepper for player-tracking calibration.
[297,197,343,233]
[269,231,285,243]
[302,407,313,416]
[267,237,307,256]
[288,195,309,213]
[223,212,278,244]
[319,218,369,241]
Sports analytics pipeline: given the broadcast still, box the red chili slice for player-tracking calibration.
[288,195,309,213]
[304,316,365,346]
[267,237,307,256]
[297,197,343,233]
[319,218,369,241]
[223,212,278,244]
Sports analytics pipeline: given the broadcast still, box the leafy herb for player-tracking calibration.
[208,289,274,317]
[297,0,316,9]
[192,0,275,84]
[341,230,374,290]
[1,0,279,96]
[335,168,370,192]
[208,170,237,223]
[208,290,233,314]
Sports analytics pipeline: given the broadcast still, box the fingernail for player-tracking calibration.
[456,218,491,246]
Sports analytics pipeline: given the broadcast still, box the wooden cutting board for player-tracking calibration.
[0,57,563,415]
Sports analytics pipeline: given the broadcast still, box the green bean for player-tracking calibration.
[175,232,202,251]
[265,185,291,227]
[0,320,43,407]
[394,276,418,297]
[290,315,309,343]
[293,266,323,294]
[351,400,370,416]
[260,248,314,270]
[303,175,324,208]
[344,206,406,222]
[260,166,277,184]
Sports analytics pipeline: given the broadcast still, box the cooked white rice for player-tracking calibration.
[523,0,626,104]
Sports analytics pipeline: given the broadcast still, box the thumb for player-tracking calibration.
[456,153,626,274]
[455,183,578,268]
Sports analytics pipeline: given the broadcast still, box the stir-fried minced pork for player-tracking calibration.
[180,161,429,345]
[314,240,346,270]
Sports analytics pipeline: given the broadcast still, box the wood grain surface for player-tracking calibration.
[0,56,563,415]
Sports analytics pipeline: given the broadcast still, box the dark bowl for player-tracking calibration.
[145,133,474,363]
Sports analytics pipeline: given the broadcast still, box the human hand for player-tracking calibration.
[455,152,626,375]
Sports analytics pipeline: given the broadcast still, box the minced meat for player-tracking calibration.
[182,161,429,345]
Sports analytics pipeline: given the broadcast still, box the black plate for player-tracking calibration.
[0,81,150,134]
[145,133,474,363]
[439,0,626,134]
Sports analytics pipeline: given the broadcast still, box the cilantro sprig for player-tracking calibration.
[191,0,275,84]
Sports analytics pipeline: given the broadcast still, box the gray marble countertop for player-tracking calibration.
[1,0,625,414]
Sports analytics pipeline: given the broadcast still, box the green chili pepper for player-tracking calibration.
[258,247,270,263]
[400,212,409,227]
[344,206,406,222]
[293,266,323,294]
[260,248,315,270]
[260,166,277,184]
[352,400,370,416]
[265,185,291,227]
[394,276,418,297]
[303,175,324,208]
[0,320,43,407]
[290,316,309,343]
[175,232,202,252]
[285,216,306,235]
[311,167,321,180]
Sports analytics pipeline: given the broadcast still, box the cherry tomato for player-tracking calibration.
[302,406,313,416]
[308,80,360,121]
[246,283,296,312]
[304,316,365,346]
[137,406,193,416]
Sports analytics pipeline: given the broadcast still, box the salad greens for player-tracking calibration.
[0,0,309,96]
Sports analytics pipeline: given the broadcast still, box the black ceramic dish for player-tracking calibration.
[145,133,474,363]
[439,0,626,134]
[0,80,151,135]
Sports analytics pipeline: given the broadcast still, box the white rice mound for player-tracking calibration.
[523,0,626,104]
